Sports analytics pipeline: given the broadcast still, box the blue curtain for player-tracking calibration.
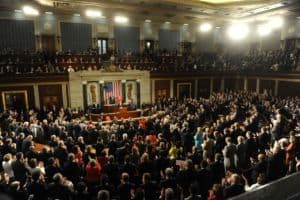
[159,29,179,51]
[0,19,35,50]
[114,26,140,53]
[60,22,92,51]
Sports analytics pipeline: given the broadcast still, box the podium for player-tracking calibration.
[103,104,119,113]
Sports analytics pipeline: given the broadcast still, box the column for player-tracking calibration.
[99,80,104,106]
[194,79,198,99]
[33,84,40,109]
[244,77,248,91]
[151,79,155,103]
[274,80,279,96]
[136,79,141,108]
[220,77,225,92]
[256,78,260,93]
[121,80,126,103]
[82,81,87,111]
[210,77,213,95]
[56,21,62,51]
[61,83,68,108]
[170,80,174,98]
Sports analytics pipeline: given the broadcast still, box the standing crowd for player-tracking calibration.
[0,91,300,200]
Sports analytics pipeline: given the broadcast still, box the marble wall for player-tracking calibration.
[68,70,151,109]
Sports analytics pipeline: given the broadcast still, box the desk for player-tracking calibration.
[103,104,119,113]
[103,104,129,113]
[90,110,141,121]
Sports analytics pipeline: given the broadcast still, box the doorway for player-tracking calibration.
[41,35,55,53]
[144,40,154,53]
[97,38,108,54]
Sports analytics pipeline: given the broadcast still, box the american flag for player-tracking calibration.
[103,81,121,103]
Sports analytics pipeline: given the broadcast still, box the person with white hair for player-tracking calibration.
[2,154,14,178]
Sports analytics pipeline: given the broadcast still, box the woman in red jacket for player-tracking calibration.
[286,134,297,173]
[85,159,102,185]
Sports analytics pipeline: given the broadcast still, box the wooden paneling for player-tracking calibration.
[174,80,195,99]
[260,79,275,94]
[248,78,257,92]
[154,80,170,99]
[0,74,68,84]
[224,78,244,91]
[0,85,34,111]
[213,78,221,92]
[41,35,55,53]
[38,85,63,108]
[198,79,210,98]
[278,81,300,97]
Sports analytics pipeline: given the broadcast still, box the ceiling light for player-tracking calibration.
[227,23,249,40]
[269,17,283,28]
[114,16,128,23]
[165,21,171,24]
[257,24,272,37]
[183,23,189,26]
[14,9,22,13]
[216,26,221,29]
[73,13,80,17]
[22,6,39,16]
[145,19,151,23]
[45,11,53,15]
[200,23,212,32]
[85,10,102,18]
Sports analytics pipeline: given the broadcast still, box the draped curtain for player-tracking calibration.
[0,19,35,50]
[114,26,140,53]
[60,22,92,52]
[159,29,179,51]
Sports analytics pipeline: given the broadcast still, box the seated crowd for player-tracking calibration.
[0,91,300,200]
[0,47,299,74]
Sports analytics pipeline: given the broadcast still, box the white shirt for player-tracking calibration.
[2,160,14,178]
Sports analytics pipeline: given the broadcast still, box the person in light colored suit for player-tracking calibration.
[223,137,237,171]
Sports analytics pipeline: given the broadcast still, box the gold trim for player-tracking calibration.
[177,83,192,99]
[2,90,29,110]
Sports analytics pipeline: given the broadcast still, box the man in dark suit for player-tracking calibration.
[210,153,225,184]
[62,153,81,185]
[223,174,245,198]
[54,141,68,165]
[196,160,212,199]
[117,173,135,200]
[11,152,29,185]
[267,146,286,181]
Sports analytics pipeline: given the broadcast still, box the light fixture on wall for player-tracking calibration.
[257,24,272,37]
[145,19,151,23]
[199,23,212,32]
[73,13,81,17]
[114,16,128,23]
[183,23,189,26]
[165,21,171,24]
[22,5,39,16]
[227,23,249,40]
[85,10,102,18]
[45,11,53,15]
[269,16,284,29]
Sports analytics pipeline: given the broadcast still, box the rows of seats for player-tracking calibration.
[0,48,299,74]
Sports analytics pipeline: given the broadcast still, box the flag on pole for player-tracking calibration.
[103,81,121,103]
